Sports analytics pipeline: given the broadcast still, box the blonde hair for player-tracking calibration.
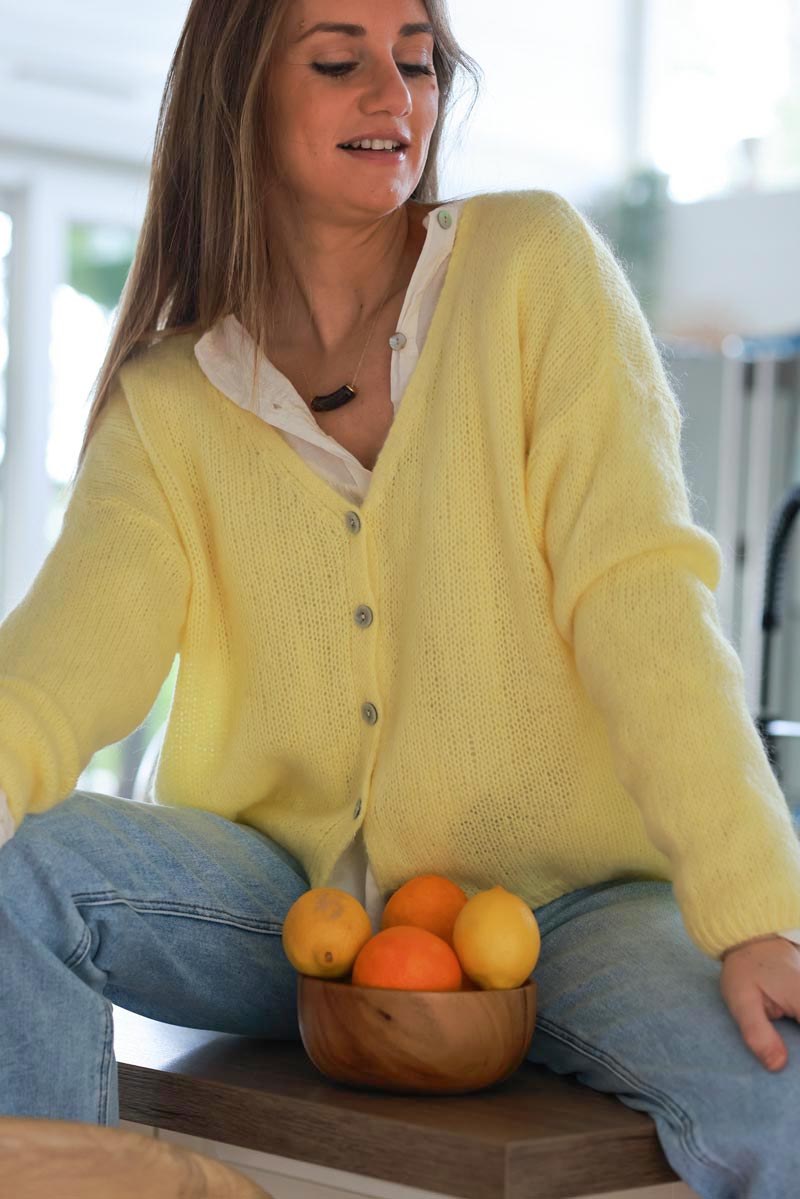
[72,0,482,480]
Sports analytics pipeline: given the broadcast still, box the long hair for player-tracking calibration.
[72,0,482,480]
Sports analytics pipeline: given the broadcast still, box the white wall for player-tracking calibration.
[656,188,800,341]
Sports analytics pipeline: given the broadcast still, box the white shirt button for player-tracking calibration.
[437,209,453,229]
[389,332,407,351]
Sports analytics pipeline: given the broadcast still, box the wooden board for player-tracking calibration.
[114,1006,678,1199]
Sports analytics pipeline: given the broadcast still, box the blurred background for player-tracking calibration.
[1,0,800,805]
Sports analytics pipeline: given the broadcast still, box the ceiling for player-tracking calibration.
[0,0,190,165]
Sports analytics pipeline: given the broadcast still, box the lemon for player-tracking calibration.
[452,884,541,989]
[281,887,373,979]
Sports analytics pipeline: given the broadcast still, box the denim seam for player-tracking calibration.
[73,892,283,935]
[97,1000,113,1125]
[535,1015,745,1191]
[64,923,92,971]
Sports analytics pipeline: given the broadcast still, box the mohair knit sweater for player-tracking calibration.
[1,188,799,960]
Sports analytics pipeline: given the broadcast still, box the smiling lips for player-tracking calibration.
[341,138,404,151]
[338,130,410,150]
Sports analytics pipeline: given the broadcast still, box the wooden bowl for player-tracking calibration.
[297,975,537,1095]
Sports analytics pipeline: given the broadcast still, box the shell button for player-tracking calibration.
[354,605,373,628]
[345,511,361,534]
[389,332,407,351]
[436,209,453,229]
[361,702,379,725]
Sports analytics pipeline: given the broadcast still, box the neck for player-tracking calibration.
[265,200,415,355]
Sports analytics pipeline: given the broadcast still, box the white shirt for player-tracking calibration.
[2,197,800,955]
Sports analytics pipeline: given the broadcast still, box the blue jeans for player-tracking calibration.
[0,791,307,1125]
[529,877,800,1198]
[2,791,798,1198]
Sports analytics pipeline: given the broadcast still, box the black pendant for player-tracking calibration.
[310,384,358,413]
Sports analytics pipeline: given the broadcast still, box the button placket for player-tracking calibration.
[346,509,378,825]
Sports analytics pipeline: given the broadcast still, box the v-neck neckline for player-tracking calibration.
[228,193,482,519]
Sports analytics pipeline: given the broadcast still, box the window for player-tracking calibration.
[47,223,138,542]
[0,209,10,607]
[644,0,800,201]
[441,0,629,204]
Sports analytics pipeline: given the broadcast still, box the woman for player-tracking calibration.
[1,1,799,1193]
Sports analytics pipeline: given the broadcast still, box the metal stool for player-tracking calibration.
[756,482,800,788]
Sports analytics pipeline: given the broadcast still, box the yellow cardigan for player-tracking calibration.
[2,189,799,960]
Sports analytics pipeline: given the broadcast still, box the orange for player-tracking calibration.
[381,873,468,946]
[352,925,465,991]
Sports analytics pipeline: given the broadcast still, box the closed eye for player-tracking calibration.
[312,62,435,78]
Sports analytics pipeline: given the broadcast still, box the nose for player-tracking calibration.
[360,57,412,118]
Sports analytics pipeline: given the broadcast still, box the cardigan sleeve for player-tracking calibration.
[524,195,800,960]
[0,378,191,831]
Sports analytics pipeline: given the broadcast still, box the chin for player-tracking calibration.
[296,174,420,218]
[347,187,416,213]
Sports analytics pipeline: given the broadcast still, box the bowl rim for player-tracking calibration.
[298,976,536,996]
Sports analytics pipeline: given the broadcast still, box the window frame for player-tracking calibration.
[0,150,147,619]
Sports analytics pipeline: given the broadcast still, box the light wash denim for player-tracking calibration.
[2,790,799,1198]
[528,876,800,1199]
[0,791,307,1125]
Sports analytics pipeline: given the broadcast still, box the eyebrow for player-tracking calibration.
[294,22,434,43]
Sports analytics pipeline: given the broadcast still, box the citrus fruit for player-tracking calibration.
[281,887,372,979]
[381,873,468,946]
[351,925,465,991]
[452,885,541,989]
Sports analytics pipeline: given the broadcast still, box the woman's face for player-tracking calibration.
[270,0,440,219]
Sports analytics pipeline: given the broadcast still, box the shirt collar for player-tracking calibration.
[194,199,465,421]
